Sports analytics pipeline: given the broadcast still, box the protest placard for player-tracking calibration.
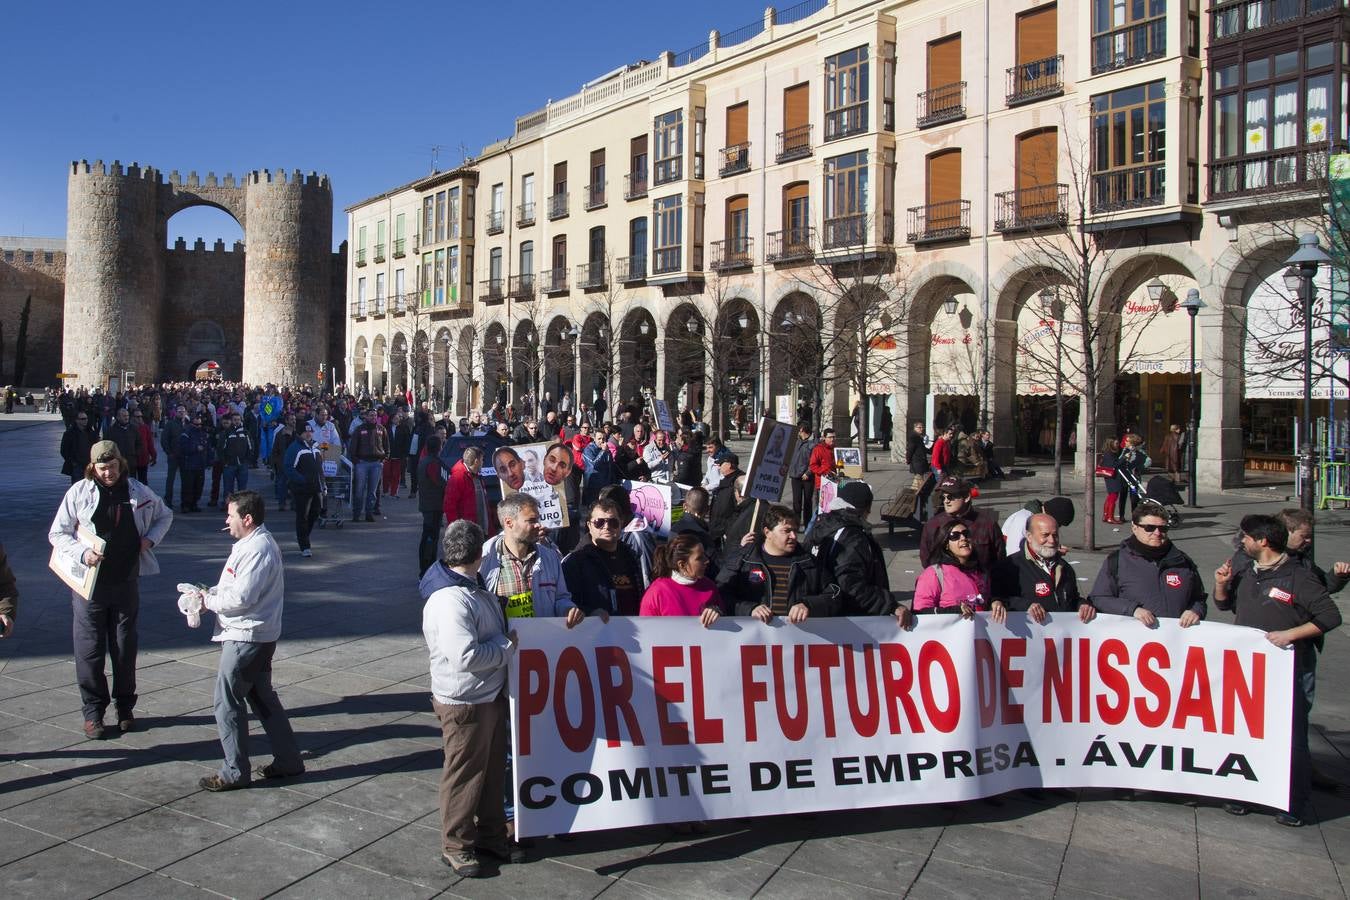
[744,415,797,503]
[834,446,863,479]
[650,398,676,434]
[494,441,571,527]
[509,615,1292,837]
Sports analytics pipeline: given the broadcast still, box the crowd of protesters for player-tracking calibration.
[24,377,1349,877]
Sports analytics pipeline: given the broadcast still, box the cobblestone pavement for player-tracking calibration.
[2,415,1350,898]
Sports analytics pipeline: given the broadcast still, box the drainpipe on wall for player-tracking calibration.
[980,0,992,432]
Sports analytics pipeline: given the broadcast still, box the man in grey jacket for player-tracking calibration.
[421,519,522,877]
[787,423,817,522]
[195,490,304,791]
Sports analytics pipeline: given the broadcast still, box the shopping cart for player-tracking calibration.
[317,456,352,529]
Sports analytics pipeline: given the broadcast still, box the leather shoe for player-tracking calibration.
[199,775,247,792]
[254,762,305,780]
[1223,802,1248,816]
[441,850,482,877]
[1275,812,1305,827]
[83,720,106,740]
[117,717,135,734]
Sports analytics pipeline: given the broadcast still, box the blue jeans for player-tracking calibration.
[213,641,302,785]
[221,463,249,498]
[352,461,382,517]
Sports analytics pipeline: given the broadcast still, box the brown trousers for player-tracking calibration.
[433,692,509,854]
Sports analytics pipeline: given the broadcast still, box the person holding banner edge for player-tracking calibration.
[719,504,839,622]
[1214,513,1341,827]
[806,483,913,625]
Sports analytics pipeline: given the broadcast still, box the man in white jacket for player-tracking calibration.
[196,490,304,791]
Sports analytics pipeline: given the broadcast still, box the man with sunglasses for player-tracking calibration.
[60,411,99,484]
[919,476,1005,572]
[562,499,645,616]
[1088,501,1205,628]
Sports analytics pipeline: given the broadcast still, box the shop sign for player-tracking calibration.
[1244,269,1350,399]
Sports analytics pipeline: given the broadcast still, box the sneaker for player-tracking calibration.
[301,549,312,558]
[1275,812,1305,827]
[254,762,305,780]
[477,842,527,864]
[441,850,482,877]
[199,774,247,792]
[117,717,135,734]
[83,720,106,740]
[1223,802,1249,816]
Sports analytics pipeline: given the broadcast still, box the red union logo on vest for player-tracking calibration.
[1166,573,1182,588]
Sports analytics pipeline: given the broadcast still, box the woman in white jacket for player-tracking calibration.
[48,440,172,740]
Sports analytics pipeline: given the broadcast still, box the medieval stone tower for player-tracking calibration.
[63,160,335,387]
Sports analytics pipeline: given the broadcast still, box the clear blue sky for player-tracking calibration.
[0,0,757,249]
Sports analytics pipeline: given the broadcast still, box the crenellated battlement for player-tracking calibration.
[169,237,246,254]
[166,170,239,189]
[247,168,330,188]
[70,159,160,181]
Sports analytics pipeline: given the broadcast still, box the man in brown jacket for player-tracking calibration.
[350,408,389,522]
[0,543,17,637]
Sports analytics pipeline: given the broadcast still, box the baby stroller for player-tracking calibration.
[1119,467,1183,526]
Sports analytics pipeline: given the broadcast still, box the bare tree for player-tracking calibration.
[574,257,630,416]
[999,104,1176,550]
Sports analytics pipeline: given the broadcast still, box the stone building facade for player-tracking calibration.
[345,0,1348,490]
[62,162,344,388]
[0,238,65,388]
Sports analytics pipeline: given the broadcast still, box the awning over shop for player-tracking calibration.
[1244,268,1349,399]
[929,295,982,397]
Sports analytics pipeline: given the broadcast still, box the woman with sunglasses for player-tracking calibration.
[638,533,722,625]
[912,518,991,618]
[1088,501,1206,628]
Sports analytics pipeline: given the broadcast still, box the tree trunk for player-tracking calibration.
[1082,371,1098,552]
[14,296,31,387]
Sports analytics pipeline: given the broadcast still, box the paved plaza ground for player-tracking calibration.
[3,411,1350,898]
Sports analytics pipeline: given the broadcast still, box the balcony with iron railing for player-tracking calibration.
[766,227,815,263]
[1091,18,1165,74]
[653,245,684,275]
[917,82,966,128]
[654,156,683,186]
[486,210,504,235]
[585,182,606,210]
[907,200,972,244]
[350,301,367,318]
[392,294,410,314]
[516,202,536,227]
[710,236,753,271]
[392,237,406,258]
[822,214,866,249]
[540,266,568,294]
[625,172,648,200]
[824,102,867,141]
[576,260,608,290]
[618,255,647,283]
[994,184,1069,232]
[1212,0,1340,41]
[1091,163,1165,213]
[1208,145,1337,202]
[1006,55,1064,107]
[373,243,385,263]
[508,273,536,299]
[371,297,387,316]
[719,143,751,177]
[776,125,813,163]
[548,192,568,221]
[480,277,505,304]
[355,247,367,267]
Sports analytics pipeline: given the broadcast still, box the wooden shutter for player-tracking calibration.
[726,103,749,146]
[927,35,962,90]
[552,235,566,270]
[1017,129,1058,189]
[727,194,750,240]
[1017,4,1058,66]
[927,150,962,205]
[784,84,809,131]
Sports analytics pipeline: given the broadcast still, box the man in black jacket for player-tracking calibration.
[60,411,98,484]
[905,422,934,522]
[672,486,718,571]
[807,482,911,624]
[160,406,188,507]
[1215,514,1341,827]
[718,505,835,621]
[562,499,643,616]
[990,514,1095,624]
[786,424,816,522]
[707,453,743,546]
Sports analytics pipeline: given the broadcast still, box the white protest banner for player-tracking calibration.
[744,415,797,503]
[495,441,571,527]
[509,615,1291,838]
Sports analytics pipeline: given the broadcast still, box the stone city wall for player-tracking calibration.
[0,246,65,386]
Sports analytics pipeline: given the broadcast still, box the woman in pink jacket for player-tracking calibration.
[912,518,990,618]
[639,533,722,626]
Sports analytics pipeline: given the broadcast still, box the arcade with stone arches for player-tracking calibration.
[63,159,343,388]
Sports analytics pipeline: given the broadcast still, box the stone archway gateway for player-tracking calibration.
[63,159,342,388]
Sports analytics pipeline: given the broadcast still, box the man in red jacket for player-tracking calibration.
[443,447,490,532]
[808,428,836,489]
[930,425,955,479]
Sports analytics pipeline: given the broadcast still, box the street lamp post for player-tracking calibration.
[1284,233,1332,539]
[1179,288,1204,507]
